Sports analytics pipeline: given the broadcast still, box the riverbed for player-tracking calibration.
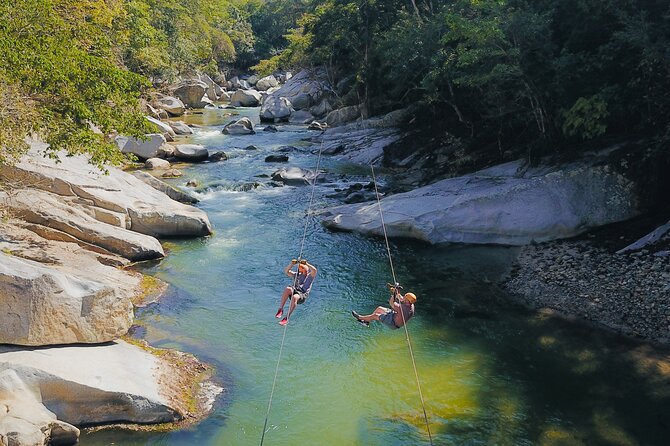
[82,108,670,446]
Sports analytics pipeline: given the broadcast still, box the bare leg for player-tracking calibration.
[356,306,387,322]
[277,287,292,317]
[286,294,301,319]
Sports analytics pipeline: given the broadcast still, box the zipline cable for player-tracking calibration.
[371,165,434,446]
[260,131,326,446]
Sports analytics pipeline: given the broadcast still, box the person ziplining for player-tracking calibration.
[275,258,317,325]
[352,283,416,329]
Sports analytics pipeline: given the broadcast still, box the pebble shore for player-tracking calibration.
[503,222,670,344]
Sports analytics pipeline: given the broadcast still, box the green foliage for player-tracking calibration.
[0,0,151,168]
[258,0,670,157]
[562,95,609,139]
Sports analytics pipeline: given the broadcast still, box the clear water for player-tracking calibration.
[82,108,670,446]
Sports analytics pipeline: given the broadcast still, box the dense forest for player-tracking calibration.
[1,0,668,167]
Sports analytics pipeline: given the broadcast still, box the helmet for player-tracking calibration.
[404,292,417,303]
[298,263,309,274]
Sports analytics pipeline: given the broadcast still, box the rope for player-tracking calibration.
[260,131,326,446]
[370,165,434,446]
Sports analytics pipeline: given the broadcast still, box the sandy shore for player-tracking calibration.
[503,219,670,344]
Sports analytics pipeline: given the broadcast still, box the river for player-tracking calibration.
[82,107,670,446]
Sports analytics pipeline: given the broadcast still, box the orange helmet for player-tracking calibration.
[404,292,417,303]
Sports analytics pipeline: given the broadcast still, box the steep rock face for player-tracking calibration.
[0,142,212,238]
[0,252,133,346]
[320,161,640,245]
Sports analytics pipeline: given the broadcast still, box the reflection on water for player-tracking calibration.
[82,108,670,446]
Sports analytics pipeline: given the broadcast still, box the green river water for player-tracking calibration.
[82,108,670,446]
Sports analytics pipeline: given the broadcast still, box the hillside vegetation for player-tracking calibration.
[1,0,668,168]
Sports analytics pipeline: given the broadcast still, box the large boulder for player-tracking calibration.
[145,157,171,170]
[199,72,224,100]
[262,69,329,109]
[0,340,201,425]
[0,369,80,446]
[174,144,209,162]
[230,89,262,107]
[256,75,279,91]
[326,105,361,127]
[152,95,185,117]
[130,171,198,204]
[271,167,317,186]
[0,252,134,345]
[115,134,166,160]
[229,76,251,90]
[320,160,640,245]
[0,142,212,238]
[173,79,209,108]
[222,117,255,135]
[0,188,165,261]
[310,98,333,118]
[259,96,294,122]
[289,110,315,124]
[146,116,176,141]
[169,121,193,135]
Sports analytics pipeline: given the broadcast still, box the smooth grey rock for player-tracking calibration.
[145,158,171,170]
[230,89,262,107]
[263,125,279,132]
[168,121,193,135]
[260,96,293,122]
[161,169,183,178]
[199,72,223,100]
[0,142,212,238]
[151,95,185,117]
[290,93,312,110]
[146,116,176,140]
[247,75,259,85]
[174,144,209,162]
[321,161,640,245]
[289,110,315,124]
[256,75,279,91]
[115,134,166,160]
[173,79,209,108]
[0,189,164,261]
[0,340,186,425]
[326,105,361,127]
[223,117,255,135]
[271,167,317,186]
[310,98,333,118]
[130,171,198,204]
[0,369,80,446]
[261,69,328,109]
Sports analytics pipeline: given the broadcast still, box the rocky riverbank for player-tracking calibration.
[503,218,670,344]
[0,141,217,444]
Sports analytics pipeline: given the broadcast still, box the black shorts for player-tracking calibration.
[289,287,307,304]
